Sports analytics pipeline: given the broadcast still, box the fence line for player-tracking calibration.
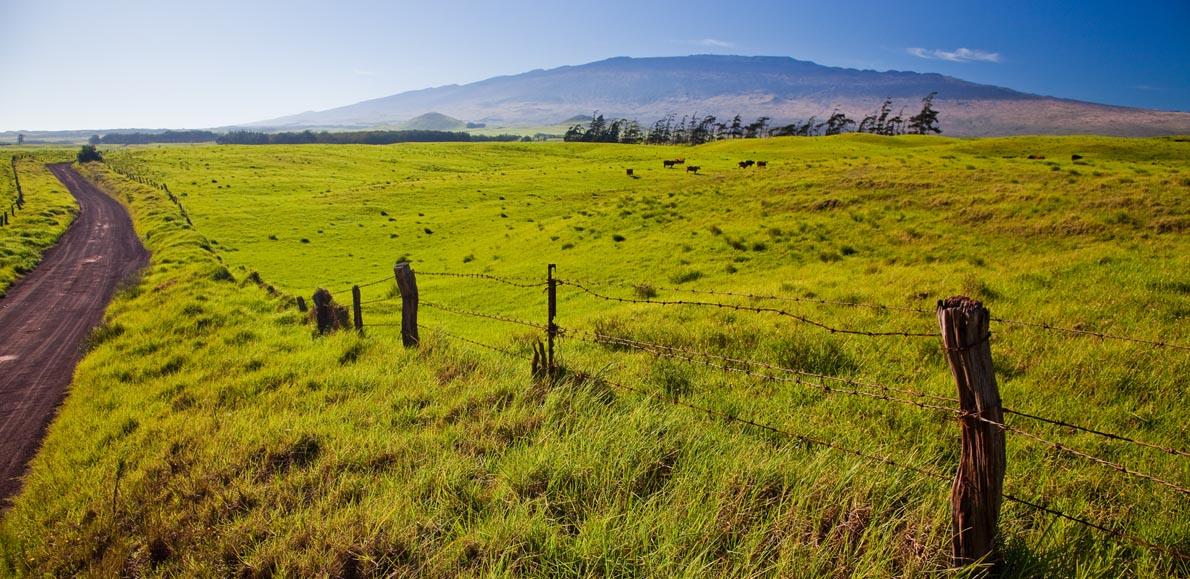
[308,263,1187,564]
[560,278,938,338]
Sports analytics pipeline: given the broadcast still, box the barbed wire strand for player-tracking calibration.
[559,279,937,338]
[566,327,957,407]
[1002,408,1190,459]
[584,368,950,482]
[417,323,522,357]
[967,413,1190,497]
[559,275,934,315]
[582,365,1188,562]
[422,300,549,331]
[990,317,1189,352]
[1001,493,1189,562]
[567,329,1188,494]
[416,270,547,288]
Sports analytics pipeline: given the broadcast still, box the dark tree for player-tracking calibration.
[908,92,942,134]
[77,144,103,163]
[824,110,855,135]
[728,115,743,139]
[88,134,100,145]
[16,133,24,145]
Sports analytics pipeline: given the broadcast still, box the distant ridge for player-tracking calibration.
[250,55,1190,137]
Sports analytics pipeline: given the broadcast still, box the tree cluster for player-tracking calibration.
[215,130,522,145]
[77,145,103,163]
[91,130,221,145]
[564,94,941,145]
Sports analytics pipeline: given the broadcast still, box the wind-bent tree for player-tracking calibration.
[824,110,855,135]
[908,92,942,134]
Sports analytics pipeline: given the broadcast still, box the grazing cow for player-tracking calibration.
[744,160,755,168]
[686,165,700,173]
[626,168,634,176]
[1071,154,1083,161]
[738,161,748,169]
[663,160,676,168]
[674,158,685,164]
[757,161,767,168]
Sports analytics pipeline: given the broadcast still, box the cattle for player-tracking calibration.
[1027,154,1046,160]
[1071,154,1083,161]
[663,160,677,168]
[757,161,767,168]
[738,161,748,169]
[626,168,634,176]
[686,165,701,173]
[673,158,686,164]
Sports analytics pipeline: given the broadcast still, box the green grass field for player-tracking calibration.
[1,136,1187,576]
[0,150,78,296]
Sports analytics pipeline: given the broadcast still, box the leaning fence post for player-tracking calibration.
[312,288,335,334]
[547,263,558,378]
[937,296,1005,571]
[394,262,419,347]
[352,285,364,334]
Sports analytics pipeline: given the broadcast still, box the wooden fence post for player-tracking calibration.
[312,288,335,334]
[937,296,1005,571]
[547,263,557,378]
[352,285,364,334]
[394,262,419,347]
[296,296,308,313]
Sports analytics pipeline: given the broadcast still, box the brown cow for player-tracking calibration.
[626,168,634,176]
[686,165,700,173]
[757,161,767,168]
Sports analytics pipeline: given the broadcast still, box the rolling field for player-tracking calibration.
[0,150,77,295]
[2,136,1188,576]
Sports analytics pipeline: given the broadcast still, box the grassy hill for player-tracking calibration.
[0,149,78,296]
[1,136,1187,576]
[399,112,468,131]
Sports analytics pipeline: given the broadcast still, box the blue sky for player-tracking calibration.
[1,0,1187,130]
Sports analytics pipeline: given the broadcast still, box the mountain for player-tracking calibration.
[258,55,1190,137]
[398,112,466,131]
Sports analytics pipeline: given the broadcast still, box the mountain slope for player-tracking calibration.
[252,55,1190,137]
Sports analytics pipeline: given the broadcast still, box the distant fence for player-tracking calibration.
[1,155,26,227]
[308,262,1189,569]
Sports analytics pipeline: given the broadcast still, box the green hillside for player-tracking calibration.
[0,149,78,296]
[1,136,1186,576]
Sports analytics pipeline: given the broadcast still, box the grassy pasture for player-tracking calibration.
[2,136,1188,576]
[0,149,78,295]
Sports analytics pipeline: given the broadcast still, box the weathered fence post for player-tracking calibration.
[312,288,336,334]
[296,296,308,313]
[547,263,557,378]
[352,285,364,334]
[12,157,22,206]
[937,296,1005,571]
[394,262,419,347]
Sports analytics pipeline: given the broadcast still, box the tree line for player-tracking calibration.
[216,130,525,145]
[85,129,528,146]
[564,93,941,145]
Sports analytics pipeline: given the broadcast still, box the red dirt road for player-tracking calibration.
[0,164,148,504]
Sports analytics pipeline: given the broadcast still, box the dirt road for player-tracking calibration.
[0,164,148,504]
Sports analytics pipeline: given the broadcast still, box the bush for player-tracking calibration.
[77,145,103,163]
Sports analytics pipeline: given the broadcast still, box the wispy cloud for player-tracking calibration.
[352,67,378,77]
[698,38,734,49]
[907,47,1001,63]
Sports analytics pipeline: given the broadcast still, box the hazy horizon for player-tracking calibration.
[2,0,1188,131]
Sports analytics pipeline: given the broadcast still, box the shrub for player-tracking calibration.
[77,145,103,163]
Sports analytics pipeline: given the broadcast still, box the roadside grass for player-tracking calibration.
[1,135,1187,576]
[0,150,77,296]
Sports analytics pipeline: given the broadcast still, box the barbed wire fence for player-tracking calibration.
[302,262,1188,567]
